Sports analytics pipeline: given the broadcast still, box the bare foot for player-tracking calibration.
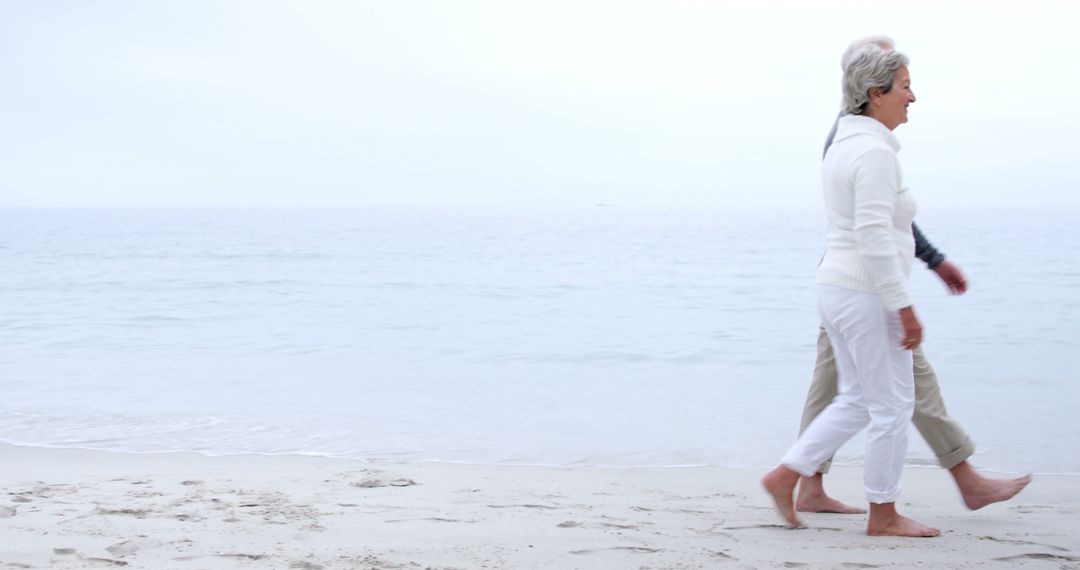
[796,493,867,514]
[961,474,1033,511]
[867,513,940,538]
[796,475,867,514]
[761,466,804,528]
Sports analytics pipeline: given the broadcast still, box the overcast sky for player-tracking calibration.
[2,0,1077,209]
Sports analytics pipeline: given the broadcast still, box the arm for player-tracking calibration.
[912,223,945,269]
[853,150,922,348]
[822,112,842,159]
[852,148,912,312]
[912,223,967,294]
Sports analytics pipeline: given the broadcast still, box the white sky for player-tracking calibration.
[2,0,1078,208]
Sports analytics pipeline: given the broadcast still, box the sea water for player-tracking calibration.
[1,206,1077,473]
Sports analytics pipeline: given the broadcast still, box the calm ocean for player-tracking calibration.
[2,206,1077,473]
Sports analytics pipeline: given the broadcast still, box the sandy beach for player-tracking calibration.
[0,444,1076,569]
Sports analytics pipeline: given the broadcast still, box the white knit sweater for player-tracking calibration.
[817,115,917,311]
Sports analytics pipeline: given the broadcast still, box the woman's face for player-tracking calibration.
[873,66,916,130]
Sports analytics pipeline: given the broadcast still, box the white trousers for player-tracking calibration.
[781,285,915,504]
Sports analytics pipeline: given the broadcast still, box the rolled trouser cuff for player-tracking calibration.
[781,458,821,479]
[937,437,976,470]
[866,482,902,504]
[816,457,833,475]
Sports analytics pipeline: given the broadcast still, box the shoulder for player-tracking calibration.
[850,142,899,170]
[844,143,901,187]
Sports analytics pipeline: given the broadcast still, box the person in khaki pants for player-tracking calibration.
[795,36,1031,515]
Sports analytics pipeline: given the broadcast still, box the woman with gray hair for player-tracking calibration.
[761,45,940,537]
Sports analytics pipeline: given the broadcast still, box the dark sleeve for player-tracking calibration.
[912,222,946,269]
[823,112,841,158]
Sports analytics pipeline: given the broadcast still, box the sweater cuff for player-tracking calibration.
[881,289,914,312]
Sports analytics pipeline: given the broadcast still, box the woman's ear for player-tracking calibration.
[867,87,883,105]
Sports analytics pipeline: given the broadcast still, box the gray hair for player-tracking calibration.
[840,35,895,70]
[841,45,909,116]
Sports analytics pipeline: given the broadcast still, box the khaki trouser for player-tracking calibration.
[799,327,975,474]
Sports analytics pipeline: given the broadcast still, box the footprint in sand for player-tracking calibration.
[486,504,560,510]
[350,478,417,488]
[384,517,473,524]
[128,490,165,499]
[11,484,78,500]
[555,519,645,531]
[95,507,153,518]
[171,513,207,522]
[289,562,325,570]
[346,554,420,569]
[81,556,129,567]
[724,524,796,530]
[600,522,640,530]
[977,535,1069,552]
[708,550,737,561]
[599,515,651,529]
[217,553,270,561]
[993,553,1080,563]
[0,505,16,518]
[224,493,323,528]
[1009,504,1058,514]
[106,537,162,557]
[723,524,841,532]
[570,547,662,555]
[632,506,712,514]
[696,523,737,539]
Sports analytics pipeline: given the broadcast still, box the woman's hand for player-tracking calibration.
[898,306,922,350]
[932,260,968,295]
